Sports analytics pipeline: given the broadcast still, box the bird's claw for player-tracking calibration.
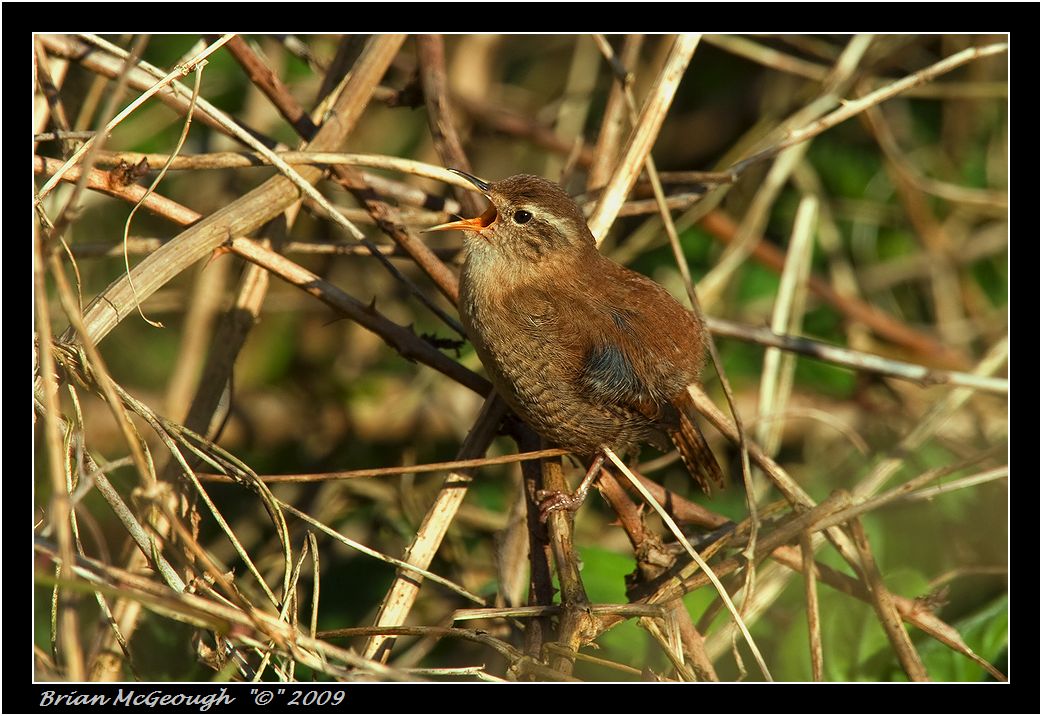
[535,488,583,522]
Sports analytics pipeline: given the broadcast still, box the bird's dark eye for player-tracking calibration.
[512,209,533,225]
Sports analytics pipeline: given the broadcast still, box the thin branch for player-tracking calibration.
[587,34,644,190]
[33,157,488,396]
[539,454,594,677]
[218,34,464,323]
[726,41,1009,178]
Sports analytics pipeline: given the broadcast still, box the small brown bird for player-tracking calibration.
[428,171,724,518]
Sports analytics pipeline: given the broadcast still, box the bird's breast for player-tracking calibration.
[459,266,660,454]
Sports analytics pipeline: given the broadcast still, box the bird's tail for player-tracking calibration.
[668,394,726,496]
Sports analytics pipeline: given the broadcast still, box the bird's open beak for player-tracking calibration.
[424,169,498,233]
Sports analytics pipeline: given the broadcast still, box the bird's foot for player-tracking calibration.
[535,451,607,523]
[536,487,588,522]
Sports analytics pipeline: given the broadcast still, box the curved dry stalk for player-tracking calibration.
[121,57,206,329]
[90,149,483,188]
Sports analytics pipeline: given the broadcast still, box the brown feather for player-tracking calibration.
[668,392,725,495]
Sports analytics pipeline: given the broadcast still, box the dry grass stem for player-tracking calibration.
[756,196,818,457]
[603,448,773,681]
[363,395,506,661]
[707,320,1007,395]
[800,532,824,680]
[201,448,570,483]
[588,35,644,190]
[34,233,86,681]
[120,58,206,330]
[588,34,700,243]
[91,149,481,188]
[700,142,809,310]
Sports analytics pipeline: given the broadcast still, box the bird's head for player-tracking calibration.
[426,171,595,266]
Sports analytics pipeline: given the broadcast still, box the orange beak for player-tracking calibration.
[424,203,498,233]
[424,169,498,234]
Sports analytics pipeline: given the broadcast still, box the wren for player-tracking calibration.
[428,171,724,519]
